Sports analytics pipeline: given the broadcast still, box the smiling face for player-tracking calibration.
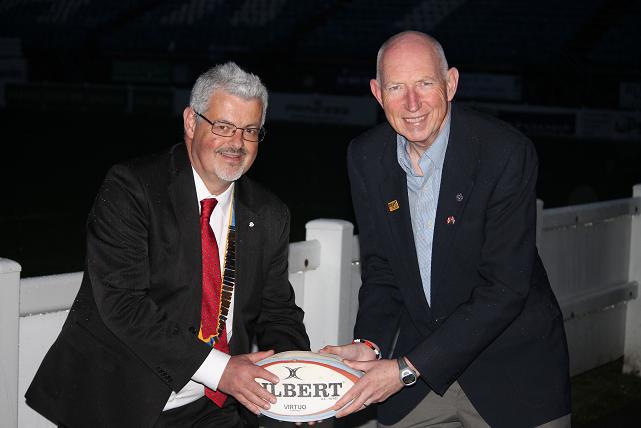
[371,33,458,155]
[183,89,263,195]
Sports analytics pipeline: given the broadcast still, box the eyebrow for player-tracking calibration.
[215,118,261,128]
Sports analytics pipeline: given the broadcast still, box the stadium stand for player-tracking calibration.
[589,0,641,67]
[0,0,639,278]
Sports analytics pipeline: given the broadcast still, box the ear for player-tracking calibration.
[370,78,384,107]
[183,106,196,140]
[446,67,459,102]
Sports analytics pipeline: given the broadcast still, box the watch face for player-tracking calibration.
[402,372,416,385]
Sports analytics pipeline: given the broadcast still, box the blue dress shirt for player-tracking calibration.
[396,112,451,305]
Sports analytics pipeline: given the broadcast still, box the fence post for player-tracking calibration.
[0,258,21,427]
[624,184,641,376]
[303,219,354,352]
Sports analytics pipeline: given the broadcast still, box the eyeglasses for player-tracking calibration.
[194,111,266,143]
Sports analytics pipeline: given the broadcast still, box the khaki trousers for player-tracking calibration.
[378,382,570,428]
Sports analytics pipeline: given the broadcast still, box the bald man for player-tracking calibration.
[322,31,571,428]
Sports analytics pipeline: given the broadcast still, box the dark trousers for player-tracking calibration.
[57,397,246,428]
[154,396,245,428]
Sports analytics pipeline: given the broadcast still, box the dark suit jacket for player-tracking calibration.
[26,143,310,427]
[348,104,570,428]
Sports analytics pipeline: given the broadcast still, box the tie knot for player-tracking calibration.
[200,198,218,222]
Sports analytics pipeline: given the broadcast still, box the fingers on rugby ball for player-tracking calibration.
[256,351,363,422]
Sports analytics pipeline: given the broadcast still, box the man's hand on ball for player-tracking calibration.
[333,359,403,418]
[320,342,377,362]
[217,350,279,415]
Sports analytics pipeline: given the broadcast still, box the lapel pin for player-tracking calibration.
[249,221,254,228]
[456,193,463,202]
[446,216,456,225]
[387,200,400,212]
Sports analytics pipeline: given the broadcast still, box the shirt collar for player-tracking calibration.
[397,109,451,176]
[192,167,234,212]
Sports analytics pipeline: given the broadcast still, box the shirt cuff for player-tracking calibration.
[192,348,231,391]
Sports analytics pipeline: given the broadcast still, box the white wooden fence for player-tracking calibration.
[1,184,640,427]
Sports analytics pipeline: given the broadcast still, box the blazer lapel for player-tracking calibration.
[431,105,479,308]
[228,177,258,355]
[167,144,202,328]
[378,134,432,318]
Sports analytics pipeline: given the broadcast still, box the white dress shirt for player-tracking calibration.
[163,169,236,410]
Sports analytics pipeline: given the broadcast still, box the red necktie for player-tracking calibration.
[199,198,230,407]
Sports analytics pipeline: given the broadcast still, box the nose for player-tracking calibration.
[228,129,245,148]
[405,88,420,112]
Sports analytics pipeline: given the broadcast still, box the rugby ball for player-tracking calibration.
[255,350,363,422]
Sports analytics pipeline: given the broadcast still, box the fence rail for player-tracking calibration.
[1,185,640,427]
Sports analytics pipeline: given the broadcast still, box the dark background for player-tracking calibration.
[1,0,640,277]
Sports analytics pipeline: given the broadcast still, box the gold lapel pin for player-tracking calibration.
[387,200,400,212]
[446,216,456,225]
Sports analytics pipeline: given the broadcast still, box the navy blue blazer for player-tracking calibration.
[348,104,570,427]
[26,143,309,427]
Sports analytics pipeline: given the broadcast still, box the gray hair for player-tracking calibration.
[190,61,268,126]
[376,31,449,82]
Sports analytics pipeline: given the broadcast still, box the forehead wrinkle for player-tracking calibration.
[207,97,262,128]
[380,57,441,83]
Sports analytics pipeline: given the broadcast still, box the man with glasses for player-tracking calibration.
[26,62,310,427]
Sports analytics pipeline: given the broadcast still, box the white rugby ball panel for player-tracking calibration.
[256,351,363,422]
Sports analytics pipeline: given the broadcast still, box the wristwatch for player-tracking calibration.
[397,357,417,386]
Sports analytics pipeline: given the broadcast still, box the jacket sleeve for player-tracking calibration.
[87,164,210,392]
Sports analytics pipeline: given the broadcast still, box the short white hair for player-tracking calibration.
[190,61,268,126]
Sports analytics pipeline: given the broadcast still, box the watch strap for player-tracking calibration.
[397,356,409,371]
[397,356,417,386]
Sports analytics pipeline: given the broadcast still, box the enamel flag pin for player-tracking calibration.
[446,216,456,225]
[387,200,400,212]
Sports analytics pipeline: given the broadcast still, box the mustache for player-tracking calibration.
[216,147,247,156]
